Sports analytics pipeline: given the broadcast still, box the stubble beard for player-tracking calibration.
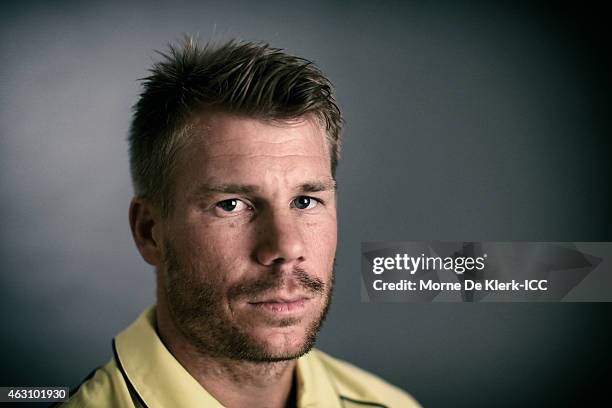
[162,240,334,363]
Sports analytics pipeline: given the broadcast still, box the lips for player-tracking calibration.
[248,297,310,313]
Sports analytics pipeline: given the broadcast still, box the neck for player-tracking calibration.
[156,302,298,408]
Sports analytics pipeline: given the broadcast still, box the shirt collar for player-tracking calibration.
[114,306,342,408]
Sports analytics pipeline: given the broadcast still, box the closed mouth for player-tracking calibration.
[247,297,310,313]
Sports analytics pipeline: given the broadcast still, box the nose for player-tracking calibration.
[254,209,305,266]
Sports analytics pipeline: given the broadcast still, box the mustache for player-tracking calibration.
[227,267,325,300]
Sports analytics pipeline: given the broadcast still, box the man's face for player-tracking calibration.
[157,112,337,362]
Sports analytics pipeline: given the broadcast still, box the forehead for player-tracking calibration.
[175,112,332,185]
[189,112,328,156]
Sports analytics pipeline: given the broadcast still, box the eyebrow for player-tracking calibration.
[299,179,337,193]
[194,183,259,196]
[193,179,336,197]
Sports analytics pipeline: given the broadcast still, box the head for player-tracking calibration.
[128,37,343,362]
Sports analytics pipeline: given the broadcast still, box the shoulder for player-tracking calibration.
[311,349,421,408]
[62,359,137,408]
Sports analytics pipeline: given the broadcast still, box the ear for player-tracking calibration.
[129,197,164,266]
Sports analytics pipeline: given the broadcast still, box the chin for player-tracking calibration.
[247,326,314,361]
[259,326,309,349]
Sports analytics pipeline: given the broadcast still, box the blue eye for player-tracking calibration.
[293,196,317,210]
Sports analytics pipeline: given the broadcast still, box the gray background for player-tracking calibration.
[1,1,611,407]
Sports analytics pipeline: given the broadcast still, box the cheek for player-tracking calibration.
[303,219,337,269]
[179,220,251,283]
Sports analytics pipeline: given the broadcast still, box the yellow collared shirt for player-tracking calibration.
[64,306,420,408]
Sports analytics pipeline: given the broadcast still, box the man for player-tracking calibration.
[65,38,420,408]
